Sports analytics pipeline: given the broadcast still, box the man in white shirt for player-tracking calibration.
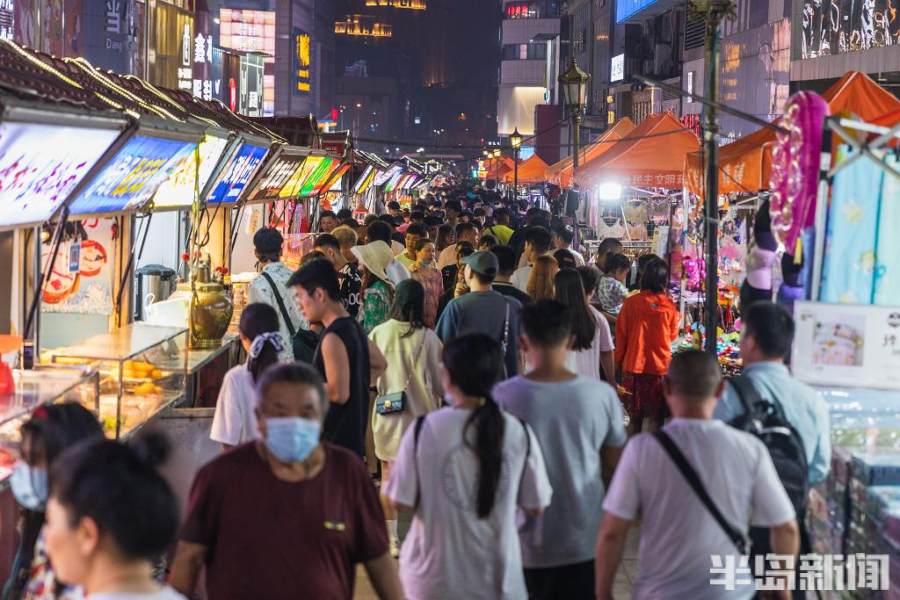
[595,350,799,600]
[437,222,479,270]
[552,226,585,266]
[248,227,306,352]
[511,226,553,291]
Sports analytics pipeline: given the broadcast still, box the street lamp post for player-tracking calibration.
[510,127,522,202]
[692,0,734,355]
[558,56,590,220]
[492,148,501,188]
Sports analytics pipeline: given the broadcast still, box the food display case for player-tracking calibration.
[40,324,189,438]
[0,367,100,482]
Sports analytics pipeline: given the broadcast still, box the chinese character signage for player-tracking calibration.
[792,301,900,390]
[294,28,311,95]
[68,135,197,216]
[0,122,121,229]
[207,143,268,204]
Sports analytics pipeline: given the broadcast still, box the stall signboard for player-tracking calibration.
[300,157,335,197]
[42,218,115,314]
[0,122,121,228]
[792,301,900,391]
[277,156,319,199]
[311,161,347,196]
[375,165,402,186]
[152,135,230,208]
[352,166,374,194]
[207,143,268,203]
[68,135,197,216]
[252,154,306,201]
[324,163,350,193]
[384,171,405,193]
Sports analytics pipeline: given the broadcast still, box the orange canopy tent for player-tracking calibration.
[683,71,900,196]
[575,112,699,190]
[482,156,513,180]
[503,154,550,185]
[546,118,636,188]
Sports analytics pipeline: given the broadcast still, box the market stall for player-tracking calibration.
[546,117,635,188]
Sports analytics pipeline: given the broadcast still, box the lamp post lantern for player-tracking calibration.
[558,56,590,197]
[510,127,522,201]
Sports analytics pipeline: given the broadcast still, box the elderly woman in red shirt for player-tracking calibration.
[614,257,680,436]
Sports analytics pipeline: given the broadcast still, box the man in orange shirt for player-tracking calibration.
[614,257,680,435]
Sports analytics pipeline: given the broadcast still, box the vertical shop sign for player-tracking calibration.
[177,22,192,91]
[293,28,311,95]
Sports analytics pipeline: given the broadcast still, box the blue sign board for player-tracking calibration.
[68,135,197,216]
[616,0,657,22]
[207,143,268,203]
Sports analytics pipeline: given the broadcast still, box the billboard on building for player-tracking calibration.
[800,0,900,60]
[616,0,657,23]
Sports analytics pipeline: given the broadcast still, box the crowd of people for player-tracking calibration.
[4,188,832,600]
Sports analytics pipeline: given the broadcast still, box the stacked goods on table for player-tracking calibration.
[806,388,900,599]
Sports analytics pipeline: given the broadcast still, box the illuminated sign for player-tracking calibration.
[335,15,392,38]
[69,136,197,216]
[278,156,320,199]
[0,122,121,228]
[294,29,311,94]
[303,158,339,197]
[219,9,275,55]
[365,0,426,9]
[207,143,268,204]
[610,53,624,82]
[800,0,900,59]
[250,155,306,201]
[374,165,403,186]
[616,0,657,23]
[177,22,193,91]
[152,135,229,208]
[219,9,275,116]
[505,2,537,18]
[353,166,375,194]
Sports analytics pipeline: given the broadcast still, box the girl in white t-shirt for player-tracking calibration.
[384,334,552,600]
[210,303,288,449]
[554,268,616,383]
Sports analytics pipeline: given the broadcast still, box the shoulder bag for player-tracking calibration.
[260,271,296,339]
[375,329,427,415]
[654,430,749,555]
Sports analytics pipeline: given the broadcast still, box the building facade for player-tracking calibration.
[497,0,562,138]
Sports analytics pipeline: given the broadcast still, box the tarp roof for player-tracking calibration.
[502,154,549,185]
[547,117,636,188]
[684,71,900,196]
[576,112,699,190]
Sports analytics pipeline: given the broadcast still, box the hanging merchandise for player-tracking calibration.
[820,146,885,304]
[769,92,830,253]
[874,154,900,305]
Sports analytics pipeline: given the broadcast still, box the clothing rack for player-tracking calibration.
[811,116,900,300]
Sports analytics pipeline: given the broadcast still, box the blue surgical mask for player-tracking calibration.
[264,417,321,463]
[10,462,48,511]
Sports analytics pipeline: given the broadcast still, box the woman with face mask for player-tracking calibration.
[3,403,104,600]
[409,238,443,329]
[43,431,183,600]
[169,363,404,600]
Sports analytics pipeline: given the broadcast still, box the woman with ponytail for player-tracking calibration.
[384,333,552,600]
[43,431,185,600]
[210,303,288,450]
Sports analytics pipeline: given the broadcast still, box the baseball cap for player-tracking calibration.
[461,251,499,277]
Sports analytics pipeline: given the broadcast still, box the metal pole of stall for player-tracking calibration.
[697,0,735,356]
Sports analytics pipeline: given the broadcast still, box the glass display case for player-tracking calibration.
[0,366,100,484]
[41,324,188,438]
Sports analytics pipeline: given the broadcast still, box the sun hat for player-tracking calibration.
[351,241,395,285]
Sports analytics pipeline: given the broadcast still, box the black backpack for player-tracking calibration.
[727,375,809,514]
